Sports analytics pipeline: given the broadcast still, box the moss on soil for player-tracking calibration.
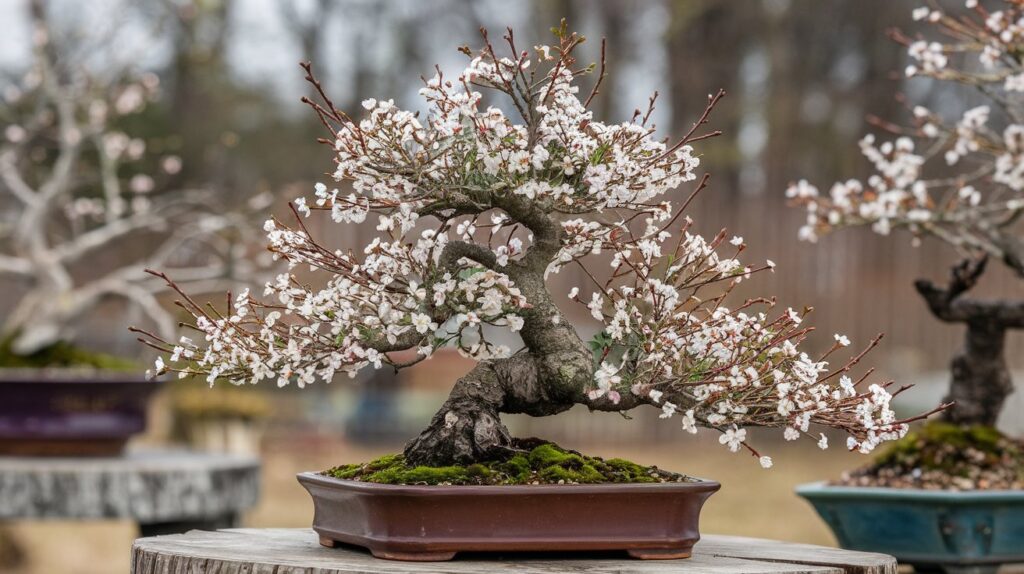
[0,337,137,371]
[838,421,1024,490]
[323,440,693,485]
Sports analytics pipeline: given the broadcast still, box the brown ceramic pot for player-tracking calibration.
[297,471,720,561]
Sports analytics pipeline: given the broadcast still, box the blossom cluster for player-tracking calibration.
[568,212,908,466]
[316,48,700,242]
[789,1,1024,263]
[149,28,913,465]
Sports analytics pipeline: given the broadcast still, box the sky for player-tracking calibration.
[0,0,670,123]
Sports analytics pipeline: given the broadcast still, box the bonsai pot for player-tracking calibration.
[0,371,161,456]
[298,471,720,561]
[797,481,1024,574]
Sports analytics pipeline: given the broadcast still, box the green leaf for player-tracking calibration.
[587,330,613,353]
[458,266,486,280]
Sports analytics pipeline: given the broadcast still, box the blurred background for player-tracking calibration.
[1,0,1023,572]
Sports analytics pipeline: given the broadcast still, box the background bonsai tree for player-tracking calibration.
[787,1,1024,486]
[143,25,936,468]
[0,2,264,365]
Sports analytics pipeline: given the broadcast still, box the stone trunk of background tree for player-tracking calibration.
[915,258,1019,427]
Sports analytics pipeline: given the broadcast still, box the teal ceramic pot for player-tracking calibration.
[797,481,1024,574]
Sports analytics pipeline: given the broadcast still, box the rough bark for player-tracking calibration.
[403,355,575,466]
[915,258,1019,427]
[942,320,1013,426]
[403,195,626,466]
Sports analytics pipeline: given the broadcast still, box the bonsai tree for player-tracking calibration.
[142,25,936,469]
[787,1,1024,486]
[0,2,263,364]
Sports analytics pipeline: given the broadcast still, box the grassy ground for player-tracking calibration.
[2,433,871,574]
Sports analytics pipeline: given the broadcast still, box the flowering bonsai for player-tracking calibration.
[0,6,263,366]
[788,1,1024,490]
[142,24,931,473]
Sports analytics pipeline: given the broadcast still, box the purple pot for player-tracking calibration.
[0,371,162,456]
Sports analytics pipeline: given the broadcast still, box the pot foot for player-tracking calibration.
[369,549,457,561]
[627,547,692,560]
[318,536,338,548]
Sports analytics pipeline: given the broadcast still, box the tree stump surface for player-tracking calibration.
[131,528,897,574]
[0,450,259,523]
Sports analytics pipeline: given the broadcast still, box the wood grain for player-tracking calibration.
[131,528,897,574]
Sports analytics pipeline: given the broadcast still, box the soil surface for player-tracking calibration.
[834,422,1024,490]
[323,438,695,485]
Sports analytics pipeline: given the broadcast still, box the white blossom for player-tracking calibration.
[789,3,1024,263]
[719,427,747,453]
[146,26,913,469]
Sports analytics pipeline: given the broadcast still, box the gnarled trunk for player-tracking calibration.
[404,196,665,466]
[941,319,1013,427]
[403,355,575,466]
[915,259,1019,427]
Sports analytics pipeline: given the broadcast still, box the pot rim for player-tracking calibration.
[796,480,1024,501]
[298,470,721,495]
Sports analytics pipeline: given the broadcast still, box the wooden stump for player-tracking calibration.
[0,450,259,534]
[131,528,898,574]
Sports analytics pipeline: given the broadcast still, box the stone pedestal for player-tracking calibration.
[0,450,260,535]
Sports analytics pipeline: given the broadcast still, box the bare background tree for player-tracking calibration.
[0,0,265,356]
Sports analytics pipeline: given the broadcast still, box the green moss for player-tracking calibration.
[498,453,532,482]
[366,464,471,484]
[0,337,138,371]
[324,463,362,480]
[605,458,658,482]
[862,421,1024,482]
[527,443,581,468]
[366,454,402,470]
[538,461,605,483]
[322,441,691,486]
[465,464,492,478]
[557,363,581,382]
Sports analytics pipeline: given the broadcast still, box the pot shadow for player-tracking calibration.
[327,539,646,562]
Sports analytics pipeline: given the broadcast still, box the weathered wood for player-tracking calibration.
[699,535,897,574]
[130,528,898,574]
[0,450,259,523]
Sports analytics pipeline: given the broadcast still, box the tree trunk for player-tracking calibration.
[402,361,515,466]
[915,259,1018,427]
[402,224,603,467]
[403,355,575,466]
[941,319,1013,427]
